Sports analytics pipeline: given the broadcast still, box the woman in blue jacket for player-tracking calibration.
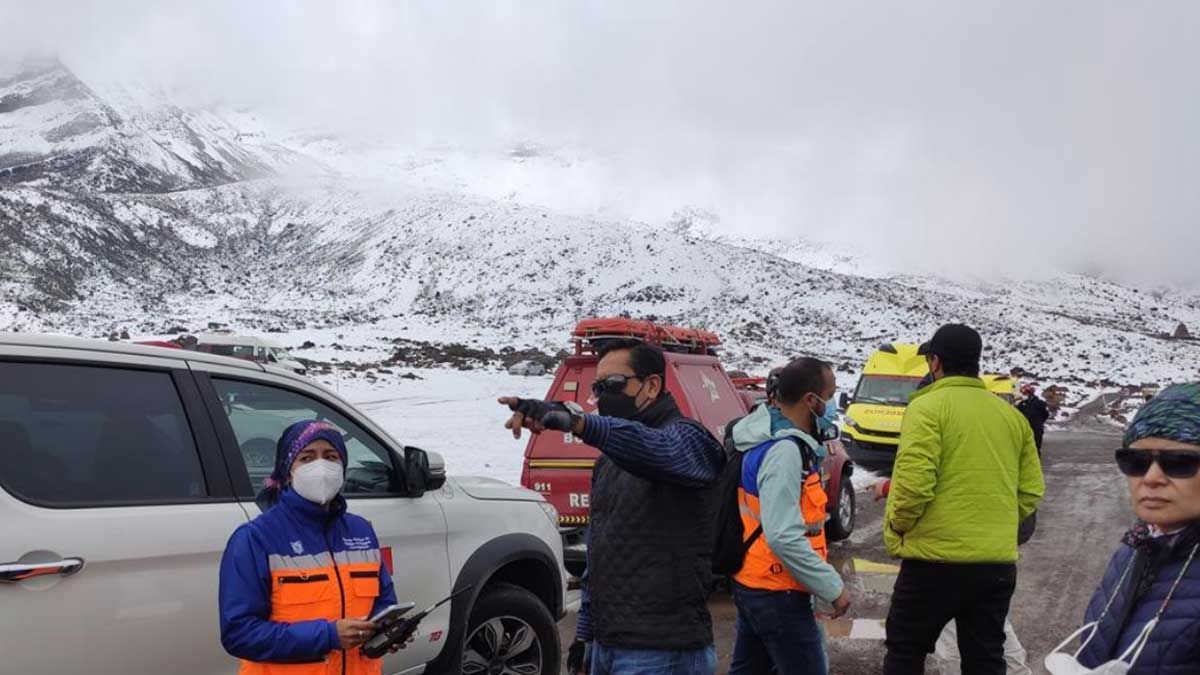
[219,420,399,675]
[1046,383,1200,673]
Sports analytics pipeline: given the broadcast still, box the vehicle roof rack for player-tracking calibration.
[731,376,767,391]
[571,317,721,355]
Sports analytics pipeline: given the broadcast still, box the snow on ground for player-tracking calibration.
[312,365,886,490]
[849,466,881,492]
[315,368,554,486]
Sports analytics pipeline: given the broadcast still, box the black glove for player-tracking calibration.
[508,398,573,431]
[566,639,589,675]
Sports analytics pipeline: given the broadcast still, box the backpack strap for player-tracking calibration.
[742,524,764,553]
[723,416,744,458]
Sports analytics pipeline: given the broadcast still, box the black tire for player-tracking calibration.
[826,471,856,542]
[462,583,560,675]
[564,559,587,579]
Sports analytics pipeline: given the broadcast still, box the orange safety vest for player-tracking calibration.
[240,551,383,675]
[733,438,829,593]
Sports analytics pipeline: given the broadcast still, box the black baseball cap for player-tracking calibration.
[918,324,982,364]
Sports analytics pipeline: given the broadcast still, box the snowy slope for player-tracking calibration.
[324,368,553,485]
[4,178,1197,387]
[1,60,1198,402]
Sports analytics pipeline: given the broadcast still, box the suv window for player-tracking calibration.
[0,362,207,505]
[211,379,400,497]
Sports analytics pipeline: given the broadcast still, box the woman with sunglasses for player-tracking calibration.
[1050,383,1200,672]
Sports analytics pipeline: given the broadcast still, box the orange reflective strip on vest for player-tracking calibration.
[733,472,830,593]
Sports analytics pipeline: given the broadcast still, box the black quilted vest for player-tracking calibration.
[587,394,716,650]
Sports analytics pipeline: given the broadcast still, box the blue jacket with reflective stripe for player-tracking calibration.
[219,489,398,662]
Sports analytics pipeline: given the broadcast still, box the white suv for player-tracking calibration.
[0,334,565,674]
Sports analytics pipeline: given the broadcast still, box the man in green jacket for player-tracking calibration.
[883,324,1045,675]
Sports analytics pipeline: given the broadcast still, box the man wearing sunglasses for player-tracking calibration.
[882,324,1045,675]
[500,338,724,675]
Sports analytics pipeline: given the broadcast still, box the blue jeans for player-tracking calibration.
[729,583,827,675]
[590,642,717,675]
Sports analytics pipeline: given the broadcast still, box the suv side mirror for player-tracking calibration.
[820,424,842,443]
[839,392,851,410]
[402,446,447,497]
[424,450,447,491]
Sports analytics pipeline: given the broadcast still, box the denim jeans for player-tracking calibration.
[729,582,828,675]
[590,642,717,675]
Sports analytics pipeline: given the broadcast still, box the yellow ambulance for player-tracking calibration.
[840,342,1017,466]
[839,343,927,466]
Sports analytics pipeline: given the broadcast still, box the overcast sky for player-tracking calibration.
[3,1,1199,285]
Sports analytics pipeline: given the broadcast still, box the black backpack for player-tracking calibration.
[712,419,816,576]
[711,438,760,576]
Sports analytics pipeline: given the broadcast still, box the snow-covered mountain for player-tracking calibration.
[2,60,1198,400]
[0,59,317,193]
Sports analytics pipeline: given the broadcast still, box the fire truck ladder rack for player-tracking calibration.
[571,318,722,355]
[730,376,768,391]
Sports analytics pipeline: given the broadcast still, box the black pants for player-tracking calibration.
[883,560,1017,675]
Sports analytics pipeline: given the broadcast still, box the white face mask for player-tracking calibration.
[1043,620,1156,675]
[291,459,344,505]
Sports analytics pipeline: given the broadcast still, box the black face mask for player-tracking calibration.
[597,379,648,419]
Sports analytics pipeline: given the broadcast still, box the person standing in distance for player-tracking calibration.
[1016,384,1050,452]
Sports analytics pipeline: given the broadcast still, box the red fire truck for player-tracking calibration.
[519,317,857,577]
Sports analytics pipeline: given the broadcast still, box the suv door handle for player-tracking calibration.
[0,558,85,583]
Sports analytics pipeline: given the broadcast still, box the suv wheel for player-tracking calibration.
[826,471,856,541]
[462,583,559,675]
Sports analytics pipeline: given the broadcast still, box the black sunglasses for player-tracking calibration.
[591,374,642,397]
[1115,448,1200,479]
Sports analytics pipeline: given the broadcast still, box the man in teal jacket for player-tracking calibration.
[883,324,1044,675]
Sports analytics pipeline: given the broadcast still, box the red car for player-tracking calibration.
[519,318,857,577]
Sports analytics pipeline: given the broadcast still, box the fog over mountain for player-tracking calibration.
[3,1,1198,286]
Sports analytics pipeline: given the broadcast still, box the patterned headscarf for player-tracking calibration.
[263,419,348,495]
[1123,383,1200,447]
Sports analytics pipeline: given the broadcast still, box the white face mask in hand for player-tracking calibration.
[291,459,345,505]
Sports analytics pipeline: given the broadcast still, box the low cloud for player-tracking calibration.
[3,0,1198,285]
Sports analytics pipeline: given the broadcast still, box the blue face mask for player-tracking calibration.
[769,404,829,459]
[817,396,838,428]
[816,393,835,420]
